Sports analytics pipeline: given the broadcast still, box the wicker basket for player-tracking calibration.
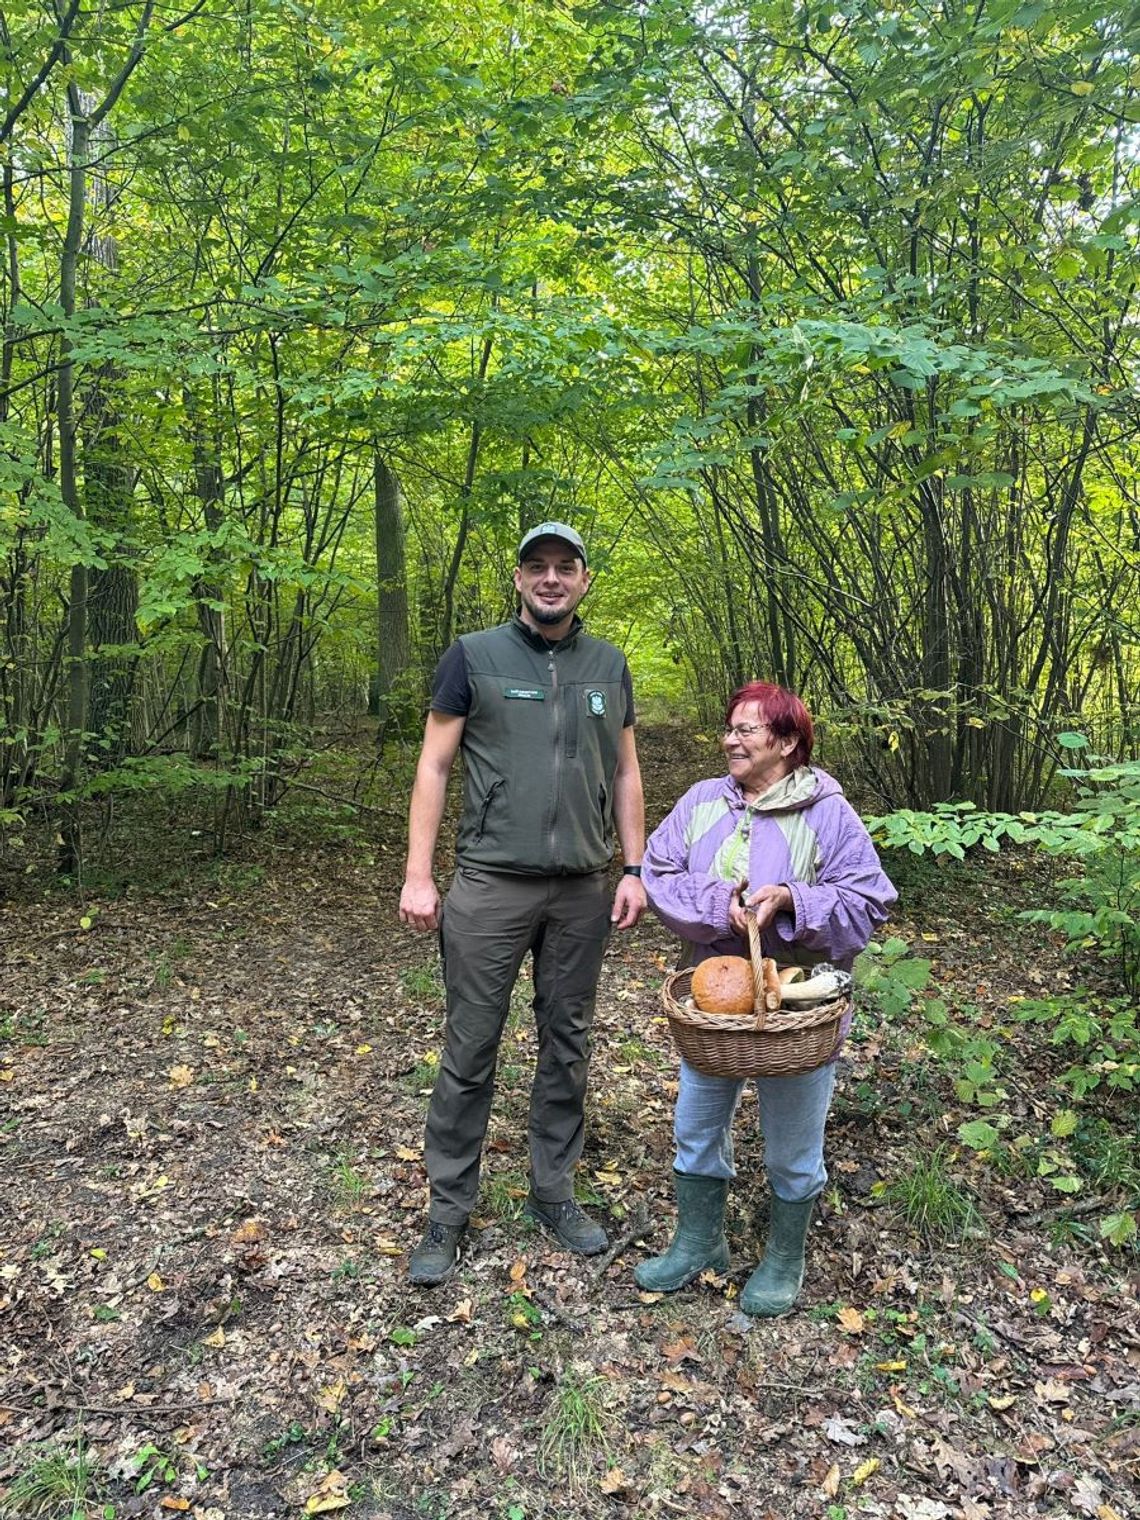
[661,917,849,1079]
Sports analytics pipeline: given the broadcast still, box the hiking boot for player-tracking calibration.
[634,1172,730,1292]
[409,1219,464,1285]
[523,1194,607,1255]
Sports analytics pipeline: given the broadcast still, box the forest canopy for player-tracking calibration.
[1,0,1138,867]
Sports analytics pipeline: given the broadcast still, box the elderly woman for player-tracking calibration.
[637,681,896,1316]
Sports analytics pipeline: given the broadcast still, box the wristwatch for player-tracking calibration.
[622,865,643,877]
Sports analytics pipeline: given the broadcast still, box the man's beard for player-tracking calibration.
[521,592,572,626]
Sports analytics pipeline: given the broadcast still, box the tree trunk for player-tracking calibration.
[55,106,89,875]
[373,451,410,747]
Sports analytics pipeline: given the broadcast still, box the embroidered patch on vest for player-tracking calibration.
[503,687,545,700]
[586,689,607,717]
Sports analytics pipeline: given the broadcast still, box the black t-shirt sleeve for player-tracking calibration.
[430,642,471,715]
[622,661,635,727]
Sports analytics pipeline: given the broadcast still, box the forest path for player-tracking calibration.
[1,727,1136,1520]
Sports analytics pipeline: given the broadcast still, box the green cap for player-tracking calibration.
[517,520,587,567]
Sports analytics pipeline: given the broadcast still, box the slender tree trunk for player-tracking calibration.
[55,106,89,875]
[372,451,410,748]
[186,384,228,758]
[83,103,138,768]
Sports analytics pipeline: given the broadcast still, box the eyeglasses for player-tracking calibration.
[722,722,769,740]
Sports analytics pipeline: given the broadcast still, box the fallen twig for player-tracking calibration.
[0,1399,232,1419]
[591,1200,651,1278]
[1012,1194,1111,1228]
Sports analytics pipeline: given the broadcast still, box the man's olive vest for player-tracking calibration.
[454,616,630,875]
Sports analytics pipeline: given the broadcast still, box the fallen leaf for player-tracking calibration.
[354,1044,372,1055]
[662,1336,701,1364]
[447,1299,474,1324]
[1072,1474,1103,1516]
[988,1393,1016,1410]
[395,1146,418,1161]
[837,1305,865,1334]
[821,1463,840,1497]
[230,1220,264,1247]
[160,1499,190,1512]
[824,1414,866,1446]
[146,1273,165,1292]
[168,1064,194,1088]
[314,1378,348,1413]
[896,1498,953,1520]
[201,1327,225,1349]
[490,1436,517,1472]
[852,1457,879,1486]
[1035,1379,1071,1403]
[303,1471,350,1514]
[600,1468,629,1495]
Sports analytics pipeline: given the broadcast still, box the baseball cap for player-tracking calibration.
[517,520,587,567]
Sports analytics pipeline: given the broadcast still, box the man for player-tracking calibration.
[398,521,647,1285]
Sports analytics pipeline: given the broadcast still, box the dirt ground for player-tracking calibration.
[1,726,1137,1520]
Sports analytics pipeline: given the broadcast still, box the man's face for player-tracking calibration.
[514,539,591,630]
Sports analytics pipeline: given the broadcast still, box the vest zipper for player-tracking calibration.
[548,650,560,868]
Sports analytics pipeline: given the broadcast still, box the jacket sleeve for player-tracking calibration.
[771,797,897,963]
[642,792,738,944]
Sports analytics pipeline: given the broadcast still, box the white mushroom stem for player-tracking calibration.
[776,969,853,1004]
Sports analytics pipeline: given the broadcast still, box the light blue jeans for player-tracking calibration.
[673,1058,837,1202]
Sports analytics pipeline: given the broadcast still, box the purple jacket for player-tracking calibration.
[642,766,897,971]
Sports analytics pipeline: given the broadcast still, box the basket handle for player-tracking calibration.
[746,913,768,1031]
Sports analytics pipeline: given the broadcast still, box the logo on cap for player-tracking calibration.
[517,520,587,566]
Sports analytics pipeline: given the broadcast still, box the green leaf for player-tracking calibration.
[958,1120,999,1150]
[1050,1109,1079,1137]
[1100,1211,1137,1246]
[1048,1174,1082,1194]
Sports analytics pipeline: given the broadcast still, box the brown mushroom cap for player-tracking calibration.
[691,955,754,1015]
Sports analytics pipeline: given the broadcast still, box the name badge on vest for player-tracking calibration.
[586,689,607,717]
[504,686,545,700]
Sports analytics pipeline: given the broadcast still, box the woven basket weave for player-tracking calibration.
[661,916,848,1079]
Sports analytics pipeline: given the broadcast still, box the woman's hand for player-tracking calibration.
[730,882,793,937]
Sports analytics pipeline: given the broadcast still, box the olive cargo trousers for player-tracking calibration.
[424,865,612,1226]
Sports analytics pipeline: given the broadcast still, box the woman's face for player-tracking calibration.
[722,700,798,795]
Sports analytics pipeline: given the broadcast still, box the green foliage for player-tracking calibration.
[1,1437,97,1518]
[127,1444,176,1496]
[328,1153,367,1207]
[854,937,932,1020]
[868,754,1140,995]
[881,1147,984,1245]
[1011,995,1139,1098]
[536,1369,612,1489]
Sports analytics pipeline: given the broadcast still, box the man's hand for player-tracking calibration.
[610,875,647,930]
[399,876,441,932]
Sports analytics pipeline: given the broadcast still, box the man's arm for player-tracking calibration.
[398,711,466,932]
[610,724,647,930]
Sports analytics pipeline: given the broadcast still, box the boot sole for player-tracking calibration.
[409,1259,460,1286]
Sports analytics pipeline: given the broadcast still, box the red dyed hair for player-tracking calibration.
[726,681,814,768]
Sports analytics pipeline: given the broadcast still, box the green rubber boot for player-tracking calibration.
[740,1192,815,1317]
[634,1173,730,1292]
